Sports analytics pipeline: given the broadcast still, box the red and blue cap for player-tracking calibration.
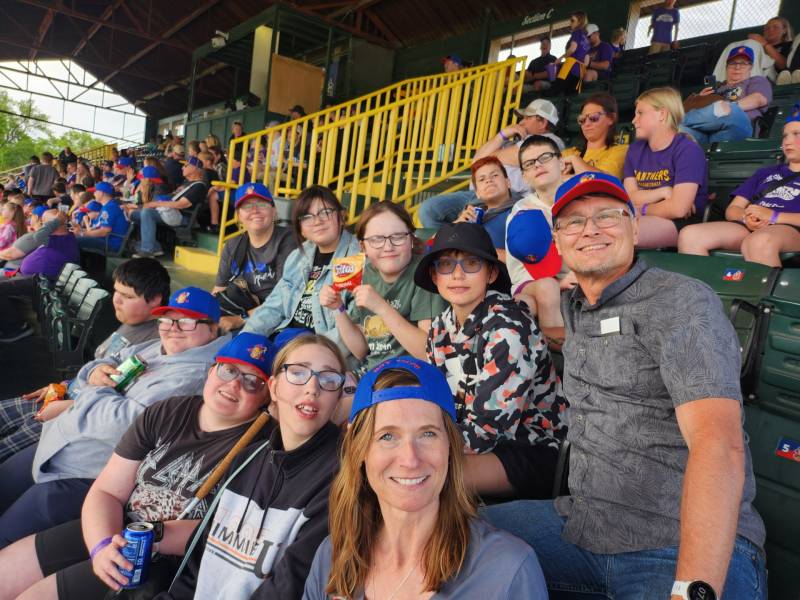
[151,286,221,323]
[235,182,274,209]
[786,103,800,125]
[552,172,634,219]
[506,210,563,280]
[727,45,755,64]
[137,166,163,183]
[84,200,103,212]
[116,156,135,168]
[350,356,456,423]
[215,332,273,380]
[94,181,115,196]
[185,156,203,169]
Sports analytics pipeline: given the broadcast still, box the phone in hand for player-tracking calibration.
[703,74,717,89]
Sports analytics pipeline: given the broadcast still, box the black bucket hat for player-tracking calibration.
[414,222,511,294]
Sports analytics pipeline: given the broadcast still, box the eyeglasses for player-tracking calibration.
[727,61,751,68]
[215,362,266,393]
[554,207,632,235]
[362,232,411,249]
[298,207,336,225]
[281,363,346,391]
[577,111,607,126]
[432,256,485,274]
[239,200,273,212]
[521,152,560,171]
[157,317,212,332]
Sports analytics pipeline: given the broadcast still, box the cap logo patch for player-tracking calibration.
[176,291,190,304]
[579,173,596,182]
[247,185,255,195]
[249,344,267,360]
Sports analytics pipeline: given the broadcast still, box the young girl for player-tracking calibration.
[0,333,274,599]
[319,201,445,374]
[0,202,25,250]
[414,222,568,500]
[163,334,347,599]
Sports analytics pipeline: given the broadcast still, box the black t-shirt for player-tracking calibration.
[163,157,183,191]
[203,168,218,186]
[775,40,793,59]
[174,180,209,215]
[527,53,557,74]
[115,395,272,522]
[287,249,333,330]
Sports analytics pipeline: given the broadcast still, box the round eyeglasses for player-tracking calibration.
[362,232,411,249]
[281,364,345,391]
[157,317,212,332]
[432,256,485,274]
[215,362,266,393]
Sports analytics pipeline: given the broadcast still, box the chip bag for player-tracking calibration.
[36,382,67,417]
[331,254,366,292]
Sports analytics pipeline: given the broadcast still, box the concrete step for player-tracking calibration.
[174,246,219,276]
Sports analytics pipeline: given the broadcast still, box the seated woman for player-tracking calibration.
[319,201,445,374]
[624,86,709,248]
[680,46,772,145]
[213,183,297,333]
[678,106,800,266]
[303,356,548,599]
[561,92,628,180]
[242,186,360,351]
[749,16,794,77]
[0,333,274,599]
[162,334,346,600]
[414,223,568,500]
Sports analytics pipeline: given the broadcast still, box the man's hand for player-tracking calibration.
[454,205,479,224]
[35,399,74,422]
[88,364,121,387]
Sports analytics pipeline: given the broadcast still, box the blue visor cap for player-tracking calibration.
[215,332,273,379]
[350,356,456,423]
[506,209,553,264]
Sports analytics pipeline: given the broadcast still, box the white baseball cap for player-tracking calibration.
[514,99,559,126]
[586,23,600,36]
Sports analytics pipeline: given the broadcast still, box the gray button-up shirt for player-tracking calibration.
[554,258,765,554]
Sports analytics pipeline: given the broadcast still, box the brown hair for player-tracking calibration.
[138,178,155,205]
[354,200,422,255]
[767,17,793,43]
[325,369,476,598]
[291,185,346,245]
[571,11,588,31]
[579,92,619,152]
[271,334,347,380]
[3,202,26,238]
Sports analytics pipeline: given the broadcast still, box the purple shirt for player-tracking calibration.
[589,42,615,78]
[732,164,800,213]
[651,7,679,44]
[568,30,591,77]
[717,76,773,120]
[20,232,79,278]
[623,134,709,213]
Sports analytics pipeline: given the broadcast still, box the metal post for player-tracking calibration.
[186,58,198,119]
[323,26,334,106]
[728,0,738,32]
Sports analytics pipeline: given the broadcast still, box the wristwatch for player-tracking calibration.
[671,580,716,600]
[148,520,164,542]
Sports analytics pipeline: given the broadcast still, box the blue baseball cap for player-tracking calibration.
[94,181,114,196]
[235,182,274,209]
[137,166,163,182]
[85,200,103,212]
[786,103,800,125]
[506,210,563,280]
[116,156,134,168]
[442,54,464,67]
[185,156,203,169]
[215,332,273,379]
[151,286,221,323]
[350,356,456,423]
[552,172,635,219]
[103,172,115,180]
[32,204,48,218]
[727,45,754,64]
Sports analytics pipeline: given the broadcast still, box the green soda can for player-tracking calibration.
[111,354,148,392]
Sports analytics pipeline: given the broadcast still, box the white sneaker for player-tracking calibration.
[792,69,800,84]
[776,70,792,85]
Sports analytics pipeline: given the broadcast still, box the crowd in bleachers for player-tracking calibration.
[0,6,800,599]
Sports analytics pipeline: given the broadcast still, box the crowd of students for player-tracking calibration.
[0,11,798,598]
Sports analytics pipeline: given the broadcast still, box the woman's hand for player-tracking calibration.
[353,284,387,315]
[91,535,132,591]
[22,385,48,402]
[744,213,768,231]
[88,364,121,387]
[35,399,74,422]
[698,86,715,96]
[748,33,767,47]
[319,284,344,311]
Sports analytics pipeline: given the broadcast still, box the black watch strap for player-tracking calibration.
[149,520,164,542]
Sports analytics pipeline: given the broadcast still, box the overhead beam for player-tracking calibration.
[71,0,126,57]
[288,2,393,48]
[29,8,55,60]
[328,0,384,19]
[305,0,354,10]
[363,9,401,46]
[134,62,230,105]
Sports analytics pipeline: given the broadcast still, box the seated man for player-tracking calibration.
[0,286,228,548]
[0,210,78,342]
[483,173,766,600]
[131,156,209,258]
[523,38,557,92]
[584,24,615,82]
[0,258,169,463]
[418,99,564,229]
[681,46,772,144]
[74,181,129,253]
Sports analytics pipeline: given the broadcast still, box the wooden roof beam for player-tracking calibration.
[28,8,55,60]
[71,0,126,57]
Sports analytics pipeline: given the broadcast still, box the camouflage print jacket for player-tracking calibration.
[426,290,568,454]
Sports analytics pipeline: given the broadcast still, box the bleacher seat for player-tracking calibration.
[610,74,640,122]
[676,44,710,87]
[643,53,677,90]
[52,286,110,374]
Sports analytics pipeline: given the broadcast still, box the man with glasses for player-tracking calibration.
[483,173,766,600]
[680,46,771,144]
[418,99,564,229]
[0,287,229,548]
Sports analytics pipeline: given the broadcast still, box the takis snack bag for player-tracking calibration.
[331,254,365,292]
[36,382,67,417]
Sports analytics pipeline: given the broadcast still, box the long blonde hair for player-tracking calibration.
[325,369,476,598]
[636,86,684,131]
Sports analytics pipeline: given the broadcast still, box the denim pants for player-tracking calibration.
[130,208,176,253]
[679,102,753,145]
[417,190,477,229]
[481,500,767,600]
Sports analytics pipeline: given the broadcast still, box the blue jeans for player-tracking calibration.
[481,500,767,600]
[417,190,477,229]
[129,208,188,253]
[679,102,753,145]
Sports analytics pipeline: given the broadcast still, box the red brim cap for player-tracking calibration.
[235,193,274,209]
[151,306,210,320]
[215,356,269,381]
[552,178,633,218]
[522,242,563,280]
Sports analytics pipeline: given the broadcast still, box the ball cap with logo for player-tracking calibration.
[727,45,755,64]
[350,356,456,423]
[235,182,274,209]
[215,332,273,380]
[151,286,221,323]
[552,172,635,219]
[506,210,563,280]
[94,181,115,196]
[786,102,800,124]
[413,222,511,294]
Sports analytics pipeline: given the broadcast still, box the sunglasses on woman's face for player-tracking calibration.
[577,111,607,126]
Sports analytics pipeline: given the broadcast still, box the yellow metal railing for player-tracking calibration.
[215,56,526,255]
[0,142,117,183]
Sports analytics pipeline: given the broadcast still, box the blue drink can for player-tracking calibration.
[473,207,485,225]
[119,522,153,588]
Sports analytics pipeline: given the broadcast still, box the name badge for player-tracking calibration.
[600,316,621,335]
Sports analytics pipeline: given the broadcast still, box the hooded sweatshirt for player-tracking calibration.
[162,421,340,600]
[32,334,230,483]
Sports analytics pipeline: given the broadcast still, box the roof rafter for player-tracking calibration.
[71,0,127,57]
[28,8,55,60]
